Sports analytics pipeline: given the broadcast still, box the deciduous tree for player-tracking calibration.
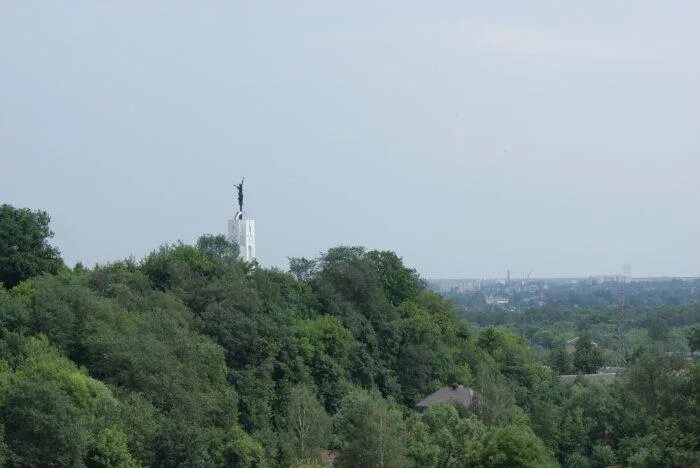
[335,390,406,468]
[573,337,603,374]
[0,204,63,288]
[284,384,331,462]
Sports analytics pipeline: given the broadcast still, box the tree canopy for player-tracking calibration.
[0,204,63,288]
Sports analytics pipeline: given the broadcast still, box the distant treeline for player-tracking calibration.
[459,303,700,331]
[443,279,699,311]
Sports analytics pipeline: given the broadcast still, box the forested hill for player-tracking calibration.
[1,204,699,467]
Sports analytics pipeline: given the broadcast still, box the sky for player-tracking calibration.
[1,1,699,278]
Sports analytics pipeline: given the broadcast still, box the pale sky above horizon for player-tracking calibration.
[2,2,699,278]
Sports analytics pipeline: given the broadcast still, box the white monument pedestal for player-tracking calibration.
[228,212,255,262]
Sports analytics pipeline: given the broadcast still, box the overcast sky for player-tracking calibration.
[2,2,699,278]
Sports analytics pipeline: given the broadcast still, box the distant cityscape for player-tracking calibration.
[429,275,700,310]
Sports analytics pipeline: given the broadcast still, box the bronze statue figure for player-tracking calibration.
[234,178,244,213]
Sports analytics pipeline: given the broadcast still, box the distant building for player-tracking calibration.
[429,279,482,293]
[486,296,509,306]
[588,274,631,285]
[415,384,476,412]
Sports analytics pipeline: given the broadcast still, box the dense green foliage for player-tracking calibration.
[0,204,63,288]
[456,292,700,368]
[442,282,700,466]
[572,336,604,374]
[0,204,698,467]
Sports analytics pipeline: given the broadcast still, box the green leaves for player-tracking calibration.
[88,427,140,468]
[408,403,485,468]
[549,346,573,375]
[196,234,239,262]
[463,425,556,468]
[0,336,125,466]
[296,315,352,364]
[365,250,420,306]
[687,325,700,352]
[572,336,604,374]
[335,389,407,468]
[2,377,88,466]
[283,384,331,463]
[0,204,63,288]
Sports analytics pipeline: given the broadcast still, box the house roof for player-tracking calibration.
[415,385,475,410]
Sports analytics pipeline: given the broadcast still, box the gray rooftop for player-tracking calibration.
[415,385,475,412]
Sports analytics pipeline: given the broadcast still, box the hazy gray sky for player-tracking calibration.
[2,2,699,278]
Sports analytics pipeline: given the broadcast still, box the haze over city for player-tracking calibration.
[2,1,699,278]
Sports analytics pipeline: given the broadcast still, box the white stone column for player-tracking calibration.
[228,213,256,262]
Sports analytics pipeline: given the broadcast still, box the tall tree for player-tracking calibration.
[284,385,331,462]
[335,390,406,468]
[196,234,239,261]
[407,403,485,468]
[0,204,63,288]
[573,336,603,374]
[687,325,700,353]
[365,250,421,306]
[647,316,670,342]
[288,257,318,281]
[549,346,573,375]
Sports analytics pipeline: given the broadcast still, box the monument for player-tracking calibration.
[228,178,256,262]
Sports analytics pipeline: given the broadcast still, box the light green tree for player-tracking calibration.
[88,427,140,468]
[284,385,331,463]
[335,389,406,468]
[407,403,485,468]
[463,425,556,468]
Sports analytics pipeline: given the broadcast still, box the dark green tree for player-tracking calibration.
[196,233,239,261]
[573,337,603,374]
[365,250,421,306]
[0,204,63,288]
[288,257,318,281]
[549,346,573,375]
[627,348,683,410]
[1,379,87,466]
[687,325,700,353]
[647,316,670,342]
